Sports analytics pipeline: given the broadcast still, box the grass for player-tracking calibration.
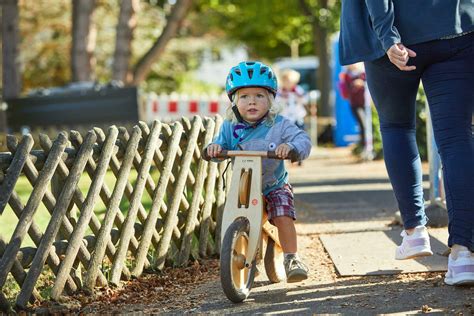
[0,163,214,307]
[0,169,155,248]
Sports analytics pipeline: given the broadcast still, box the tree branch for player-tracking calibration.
[132,0,193,85]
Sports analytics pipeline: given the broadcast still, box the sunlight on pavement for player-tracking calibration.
[293,181,429,194]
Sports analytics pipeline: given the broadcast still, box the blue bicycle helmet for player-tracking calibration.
[225,61,278,101]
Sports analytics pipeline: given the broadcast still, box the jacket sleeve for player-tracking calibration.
[209,120,231,149]
[365,0,401,51]
[280,120,312,161]
[204,120,232,162]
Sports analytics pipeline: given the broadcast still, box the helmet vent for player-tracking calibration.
[248,69,254,79]
[260,67,267,75]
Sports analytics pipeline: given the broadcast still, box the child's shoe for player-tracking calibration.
[444,250,474,285]
[395,226,433,260]
[284,255,308,283]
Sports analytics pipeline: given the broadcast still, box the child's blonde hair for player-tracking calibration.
[280,69,301,85]
[225,89,281,126]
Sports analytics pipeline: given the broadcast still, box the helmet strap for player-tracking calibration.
[232,105,245,123]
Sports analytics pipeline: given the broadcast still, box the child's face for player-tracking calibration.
[235,87,271,123]
[281,77,295,90]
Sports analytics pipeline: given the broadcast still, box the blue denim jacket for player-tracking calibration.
[339,0,474,65]
[210,115,312,195]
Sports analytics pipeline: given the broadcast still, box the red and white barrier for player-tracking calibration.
[145,93,230,123]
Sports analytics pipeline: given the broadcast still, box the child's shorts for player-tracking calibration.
[264,184,296,224]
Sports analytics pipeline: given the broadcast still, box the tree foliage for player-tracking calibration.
[195,0,311,59]
[195,0,340,60]
[11,0,341,94]
[19,1,71,92]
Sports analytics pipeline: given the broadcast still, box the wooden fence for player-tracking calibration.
[0,116,228,311]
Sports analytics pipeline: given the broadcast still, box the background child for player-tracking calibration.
[276,68,308,131]
[206,61,312,282]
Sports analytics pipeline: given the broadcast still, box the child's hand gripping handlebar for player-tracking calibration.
[202,149,300,162]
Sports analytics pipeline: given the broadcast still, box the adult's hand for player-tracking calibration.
[387,43,417,71]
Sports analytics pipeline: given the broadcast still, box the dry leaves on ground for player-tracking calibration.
[34,259,220,314]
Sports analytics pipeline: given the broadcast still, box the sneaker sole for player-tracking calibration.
[445,273,474,286]
[286,270,308,283]
[396,251,433,260]
[395,247,433,260]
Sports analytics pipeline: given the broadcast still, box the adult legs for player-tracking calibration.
[364,58,427,229]
[421,35,474,250]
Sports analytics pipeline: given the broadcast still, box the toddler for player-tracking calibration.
[207,61,312,282]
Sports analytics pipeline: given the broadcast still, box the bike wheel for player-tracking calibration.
[264,238,285,283]
[220,218,256,303]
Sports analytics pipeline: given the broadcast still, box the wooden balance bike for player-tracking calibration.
[204,149,297,303]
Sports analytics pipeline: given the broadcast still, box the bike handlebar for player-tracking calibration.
[202,149,299,162]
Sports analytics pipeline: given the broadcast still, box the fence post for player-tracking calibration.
[424,101,448,227]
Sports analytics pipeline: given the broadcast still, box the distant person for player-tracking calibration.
[340,1,474,285]
[276,69,308,166]
[276,69,308,131]
[338,63,367,147]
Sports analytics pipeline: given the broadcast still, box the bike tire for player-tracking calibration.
[264,238,285,283]
[220,218,256,303]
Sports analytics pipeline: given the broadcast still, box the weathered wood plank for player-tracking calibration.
[177,117,215,265]
[82,126,141,291]
[0,291,10,313]
[135,122,182,239]
[199,117,225,257]
[135,122,188,239]
[0,141,127,173]
[0,132,67,288]
[15,130,96,308]
[50,127,118,300]
[14,228,124,270]
[7,192,78,293]
[30,133,110,290]
[109,120,161,285]
[155,116,202,270]
[0,236,42,305]
[116,127,166,249]
[67,131,134,279]
[90,127,147,265]
[0,135,33,214]
[132,121,183,276]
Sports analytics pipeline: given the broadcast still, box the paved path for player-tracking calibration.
[186,147,473,315]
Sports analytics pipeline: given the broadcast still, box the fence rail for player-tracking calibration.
[0,115,225,311]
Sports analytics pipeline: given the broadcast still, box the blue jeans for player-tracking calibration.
[365,32,474,250]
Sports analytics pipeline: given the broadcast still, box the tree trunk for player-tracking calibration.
[1,0,21,132]
[2,0,21,100]
[299,0,333,117]
[132,0,193,85]
[112,0,139,84]
[312,17,331,117]
[71,0,97,82]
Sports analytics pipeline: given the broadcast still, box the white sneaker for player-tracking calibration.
[395,226,433,260]
[444,250,474,285]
